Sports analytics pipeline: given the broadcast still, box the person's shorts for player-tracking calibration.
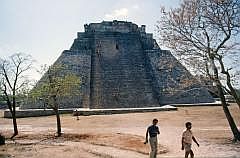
[184,143,192,151]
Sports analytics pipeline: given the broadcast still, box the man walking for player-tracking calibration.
[144,118,160,158]
[181,122,199,158]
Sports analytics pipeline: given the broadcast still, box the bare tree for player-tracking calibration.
[0,53,33,138]
[31,64,81,136]
[157,0,240,140]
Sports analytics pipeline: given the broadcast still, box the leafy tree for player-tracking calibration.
[157,0,240,140]
[31,64,81,136]
[0,53,33,138]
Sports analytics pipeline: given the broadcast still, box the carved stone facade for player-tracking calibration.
[21,21,214,109]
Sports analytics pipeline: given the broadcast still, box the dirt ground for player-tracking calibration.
[0,104,240,158]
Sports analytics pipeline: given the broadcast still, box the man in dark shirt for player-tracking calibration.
[144,118,160,158]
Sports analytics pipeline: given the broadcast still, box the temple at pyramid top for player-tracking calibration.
[22,20,215,110]
[83,20,146,33]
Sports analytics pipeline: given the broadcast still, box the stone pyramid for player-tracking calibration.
[22,20,214,109]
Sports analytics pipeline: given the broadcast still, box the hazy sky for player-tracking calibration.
[0,0,180,68]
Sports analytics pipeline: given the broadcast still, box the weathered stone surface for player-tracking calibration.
[21,20,214,109]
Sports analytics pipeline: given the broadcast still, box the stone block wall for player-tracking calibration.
[89,32,158,108]
[146,48,214,104]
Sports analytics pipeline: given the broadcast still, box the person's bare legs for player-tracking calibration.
[189,150,194,158]
[185,151,190,158]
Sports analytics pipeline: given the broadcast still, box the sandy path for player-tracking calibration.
[0,104,240,157]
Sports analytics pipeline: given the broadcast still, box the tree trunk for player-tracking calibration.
[211,57,240,140]
[0,134,5,145]
[52,95,62,137]
[218,57,240,108]
[226,72,240,108]
[55,109,62,137]
[217,82,240,141]
[52,96,61,137]
[11,109,18,139]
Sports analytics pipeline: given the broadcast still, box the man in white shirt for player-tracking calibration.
[182,122,199,158]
